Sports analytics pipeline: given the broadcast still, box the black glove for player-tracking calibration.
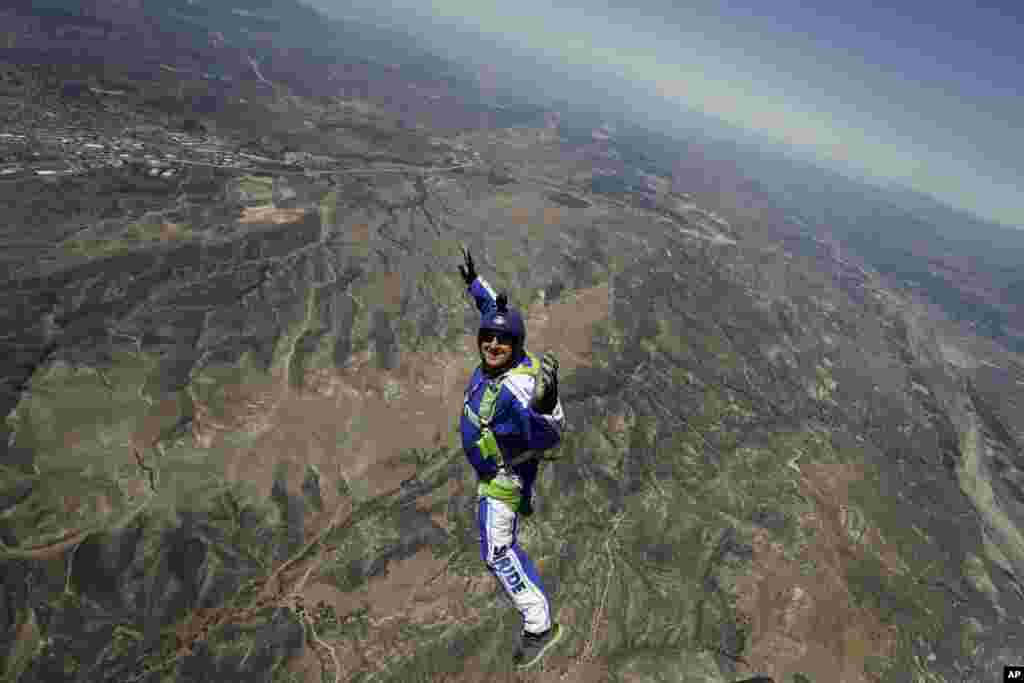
[530,353,559,414]
[458,246,477,286]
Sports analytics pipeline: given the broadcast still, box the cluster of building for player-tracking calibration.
[0,70,486,187]
[0,123,273,181]
[429,139,482,168]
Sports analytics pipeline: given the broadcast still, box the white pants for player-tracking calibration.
[477,496,552,634]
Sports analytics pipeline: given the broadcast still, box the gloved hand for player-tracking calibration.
[530,353,559,414]
[458,246,477,286]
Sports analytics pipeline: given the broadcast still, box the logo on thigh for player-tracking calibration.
[494,553,526,594]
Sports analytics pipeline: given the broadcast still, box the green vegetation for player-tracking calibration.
[0,343,307,677]
[274,284,325,387]
[4,352,167,548]
[962,553,998,603]
[1,346,284,562]
[238,174,274,203]
[4,608,41,683]
[345,284,373,358]
[812,363,839,403]
[110,624,144,659]
[643,318,691,360]
[845,463,952,681]
[187,353,269,427]
[363,620,506,683]
[321,508,402,592]
[319,189,338,230]
[62,219,194,258]
[592,318,628,362]
[410,259,469,352]
[958,617,985,660]
[490,235,535,290]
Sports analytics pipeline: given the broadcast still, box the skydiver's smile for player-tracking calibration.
[480,332,514,368]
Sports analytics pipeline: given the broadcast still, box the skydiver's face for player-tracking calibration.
[479,331,514,369]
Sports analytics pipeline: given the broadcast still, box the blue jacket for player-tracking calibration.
[460,277,565,502]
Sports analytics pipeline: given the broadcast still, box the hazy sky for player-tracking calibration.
[318,0,1022,228]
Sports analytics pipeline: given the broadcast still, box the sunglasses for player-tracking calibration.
[479,331,516,346]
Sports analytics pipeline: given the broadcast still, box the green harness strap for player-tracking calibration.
[465,351,540,509]
[464,350,540,459]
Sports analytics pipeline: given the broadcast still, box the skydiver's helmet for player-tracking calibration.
[478,293,526,375]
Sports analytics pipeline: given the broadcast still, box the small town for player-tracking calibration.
[0,121,484,183]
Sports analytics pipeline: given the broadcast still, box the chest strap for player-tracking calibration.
[464,351,539,467]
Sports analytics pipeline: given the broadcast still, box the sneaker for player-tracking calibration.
[513,623,564,669]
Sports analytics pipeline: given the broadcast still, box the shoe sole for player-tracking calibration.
[514,623,566,669]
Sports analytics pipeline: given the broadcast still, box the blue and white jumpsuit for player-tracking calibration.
[459,277,566,635]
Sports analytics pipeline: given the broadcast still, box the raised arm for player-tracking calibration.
[460,246,500,315]
[470,277,503,315]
